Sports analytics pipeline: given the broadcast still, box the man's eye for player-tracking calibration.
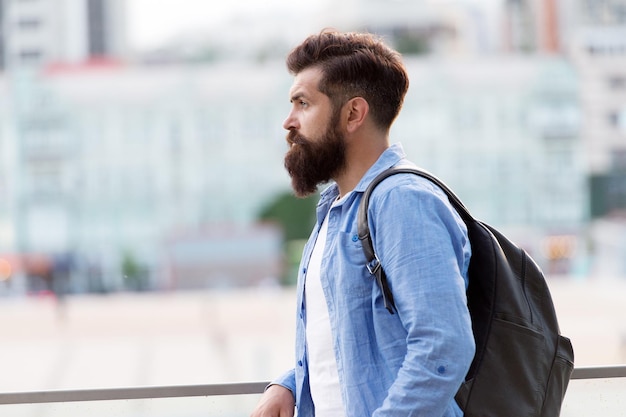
[299,101,308,107]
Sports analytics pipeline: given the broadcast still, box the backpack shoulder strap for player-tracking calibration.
[357,165,473,313]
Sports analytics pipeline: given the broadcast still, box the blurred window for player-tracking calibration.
[608,111,619,126]
[18,49,42,63]
[583,0,626,24]
[87,0,107,56]
[608,76,626,89]
[612,150,626,170]
[30,166,62,196]
[17,18,41,30]
[607,109,626,132]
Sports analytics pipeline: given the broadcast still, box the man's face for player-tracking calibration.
[283,67,346,197]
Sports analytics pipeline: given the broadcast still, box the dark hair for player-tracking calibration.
[286,29,409,130]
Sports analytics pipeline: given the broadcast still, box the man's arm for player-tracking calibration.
[250,384,295,417]
[370,178,475,416]
[250,369,296,417]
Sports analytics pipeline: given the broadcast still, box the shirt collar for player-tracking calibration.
[318,142,407,202]
[353,142,407,193]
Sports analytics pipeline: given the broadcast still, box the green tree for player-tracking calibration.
[258,190,318,241]
[258,190,318,285]
[394,34,429,55]
[121,250,146,291]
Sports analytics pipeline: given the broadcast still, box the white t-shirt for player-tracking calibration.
[305,196,347,416]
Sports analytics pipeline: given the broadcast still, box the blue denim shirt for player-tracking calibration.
[273,143,475,416]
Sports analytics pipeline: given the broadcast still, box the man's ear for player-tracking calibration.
[344,97,369,133]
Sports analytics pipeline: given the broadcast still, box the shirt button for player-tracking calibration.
[352,234,358,242]
[302,267,307,274]
[298,360,303,367]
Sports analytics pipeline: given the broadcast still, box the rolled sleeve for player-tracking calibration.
[270,368,296,397]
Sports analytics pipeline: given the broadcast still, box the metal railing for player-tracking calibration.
[0,365,624,405]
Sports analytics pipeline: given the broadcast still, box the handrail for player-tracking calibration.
[570,364,626,379]
[0,365,624,405]
[0,381,270,405]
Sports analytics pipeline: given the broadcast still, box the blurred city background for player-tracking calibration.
[0,0,625,415]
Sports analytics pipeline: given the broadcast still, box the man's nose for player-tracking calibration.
[283,111,298,131]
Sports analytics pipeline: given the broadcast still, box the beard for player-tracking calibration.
[283,114,347,198]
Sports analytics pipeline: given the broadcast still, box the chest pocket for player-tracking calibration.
[323,231,373,299]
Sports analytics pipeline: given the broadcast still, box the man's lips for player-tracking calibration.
[286,132,306,147]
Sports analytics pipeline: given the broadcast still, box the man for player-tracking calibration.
[251,30,475,417]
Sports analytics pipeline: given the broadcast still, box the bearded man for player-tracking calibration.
[251,30,475,417]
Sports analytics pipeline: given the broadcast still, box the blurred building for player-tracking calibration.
[397,55,584,269]
[0,54,588,289]
[324,0,501,56]
[485,0,626,274]
[162,224,284,290]
[566,0,626,276]
[501,0,570,54]
[0,0,127,70]
[0,0,130,293]
[568,2,626,178]
[500,0,626,193]
[2,0,625,293]
[0,61,290,294]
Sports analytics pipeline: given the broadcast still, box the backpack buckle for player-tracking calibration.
[366,256,381,275]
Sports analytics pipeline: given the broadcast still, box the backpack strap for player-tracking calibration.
[357,166,473,314]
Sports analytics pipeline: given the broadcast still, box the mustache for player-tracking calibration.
[286,130,309,147]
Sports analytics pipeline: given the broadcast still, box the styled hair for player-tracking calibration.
[286,29,409,130]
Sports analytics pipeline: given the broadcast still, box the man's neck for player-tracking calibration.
[334,137,389,198]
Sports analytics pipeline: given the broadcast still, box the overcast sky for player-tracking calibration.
[126,0,503,54]
[126,0,328,50]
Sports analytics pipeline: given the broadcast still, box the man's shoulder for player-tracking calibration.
[367,167,446,202]
[364,167,462,226]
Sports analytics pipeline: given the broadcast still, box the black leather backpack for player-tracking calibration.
[357,166,574,417]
